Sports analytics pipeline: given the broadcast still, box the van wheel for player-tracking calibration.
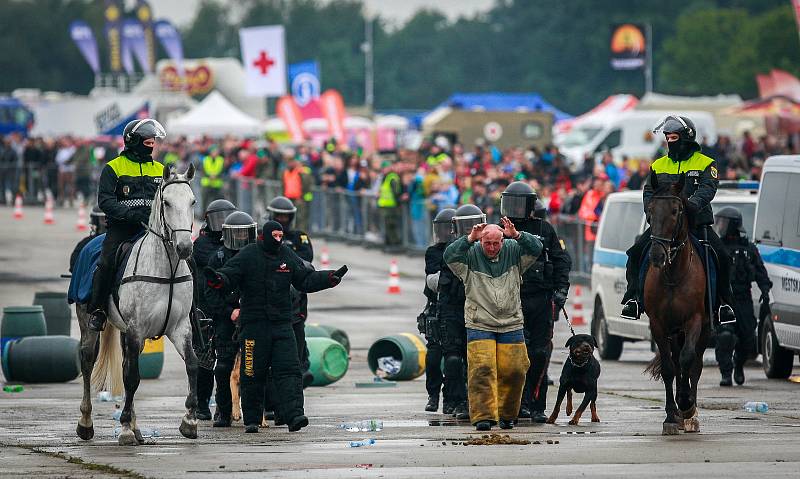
[592,299,623,360]
[762,318,793,379]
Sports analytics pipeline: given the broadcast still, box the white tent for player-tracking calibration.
[167,91,262,137]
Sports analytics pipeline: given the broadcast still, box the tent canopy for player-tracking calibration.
[437,92,572,122]
[167,90,262,137]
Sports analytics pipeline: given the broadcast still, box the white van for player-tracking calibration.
[754,156,800,378]
[557,110,717,171]
[591,184,759,359]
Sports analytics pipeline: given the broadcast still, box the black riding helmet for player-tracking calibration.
[90,205,107,235]
[122,118,166,162]
[713,207,745,238]
[653,115,699,161]
[222,211,257,250]
[452,204,486,237]
[267,196,297,230]
[432,208,457,244]
[500,181,537,220]
[205,199,237,233]
[533,199,547,220]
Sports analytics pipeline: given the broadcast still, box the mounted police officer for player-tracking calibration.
[204,211,257,427]
[203,220,348,434]
[70,206,107,273]
[620,115,736,325]
[712,207,771,386]
[500,183,571,423]
[88,118,167,332]
[190,198,237,420]
[421,208,456,413]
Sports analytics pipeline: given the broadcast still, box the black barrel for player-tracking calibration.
[3,336,80,383]
[33,291,72,336]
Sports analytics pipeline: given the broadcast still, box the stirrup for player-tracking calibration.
[718,304,736,325]
[88,310,107,331]
[621,299,640,320]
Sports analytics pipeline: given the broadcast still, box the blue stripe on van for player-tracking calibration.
[758,245,800,268]
[593,249,627,268]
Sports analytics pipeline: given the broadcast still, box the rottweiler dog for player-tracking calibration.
[546,334,601,425]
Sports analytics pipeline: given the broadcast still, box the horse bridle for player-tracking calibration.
[153,178,193,245]
[649,194,693,286]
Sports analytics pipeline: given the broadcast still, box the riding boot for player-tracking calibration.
[621,231,647,320]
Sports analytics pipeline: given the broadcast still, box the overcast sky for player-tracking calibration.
[151,0,497,27]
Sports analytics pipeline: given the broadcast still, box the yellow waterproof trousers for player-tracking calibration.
[467,333,530,424]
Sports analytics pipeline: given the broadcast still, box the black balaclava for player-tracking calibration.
[667,138,700,162]
[123,142,154,163]
[259,220,283,254]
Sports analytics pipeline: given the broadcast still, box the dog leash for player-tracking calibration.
[560,305,576,336]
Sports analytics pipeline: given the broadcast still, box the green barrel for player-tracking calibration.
[3,336,80,382]
[306,337,349,386]
[306,323,351,353]
[139,337,164,379]
[367,333,427,381]
[32,291,72,336]
[1,306,47,379]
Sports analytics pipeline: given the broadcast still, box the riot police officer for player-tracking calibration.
[500,183,571,423]
[70,206,107,273]
[421,208,456,413]
[192,198,237,420]
[204,211,257,427]
[203,220,348,433]
[444,204,488,420]
[713,207,771,386]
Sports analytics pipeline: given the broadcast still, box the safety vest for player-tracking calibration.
[163,152,179,167]
[426,152,449,167]
[201,155,224,188]
[578,189,603,242]
[302,166,313,202]
[650,151,714,175]
[283,167,303,200]
[378,172,400,208]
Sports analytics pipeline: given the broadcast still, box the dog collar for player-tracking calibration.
[569,355,590,368]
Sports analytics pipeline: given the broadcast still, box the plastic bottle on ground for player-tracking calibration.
[348,439,376,448]
[743,401,768,413]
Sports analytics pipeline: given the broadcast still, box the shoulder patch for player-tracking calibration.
[710,166,718,179]
[300,234,309,243]
[559,239,566,250]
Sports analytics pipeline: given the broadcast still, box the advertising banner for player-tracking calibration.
[136,1,156,72]
[154,20,185,77]
[69,20,100,74]
[610,23,646,70]
[104,0,123,72]
[276,96,306,143]
[320,89,347,143]
[289,61,321,107]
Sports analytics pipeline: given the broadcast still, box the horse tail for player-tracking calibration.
[645,351,662,381]
[90,324,124,396]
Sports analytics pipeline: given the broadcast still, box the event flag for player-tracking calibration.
[289,61,321,107]
[154,20,185,77]
[239,25,287,97]
[69,20,100,74]
[610,23,646,70]
[136,1,156,72]
[122,19,151,74]
[320,90,347,143]
[276,96,307,143]
[104,0,123,72]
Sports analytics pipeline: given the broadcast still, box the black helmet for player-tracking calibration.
[90,205,107,235]
[533,199,547,220]
[653,115,696,142]
[500,181,537,219]
[713,206,745,238]
[267,196,297,230]
[452,204,486,237]
[222,211,257,250]
[123,118,166,149]
[205,199,237,233]
[432,208,457,244]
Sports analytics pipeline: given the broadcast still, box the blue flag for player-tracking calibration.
[288,61,321,107]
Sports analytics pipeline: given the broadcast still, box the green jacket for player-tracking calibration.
[444,231,542,333]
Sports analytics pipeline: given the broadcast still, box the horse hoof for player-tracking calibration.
[180,417,198,439]
[118,429,139,446]
[662,423,680,435]
[76,423,94,441]
[133,428,145,444]
[684,417,700,433]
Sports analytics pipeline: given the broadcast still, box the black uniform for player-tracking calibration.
[423,243,451,408]
[206,236,338,429]
[434,244,468,412]
[204,246,240,421]
[715,236,771,378]
[514,218,571,416]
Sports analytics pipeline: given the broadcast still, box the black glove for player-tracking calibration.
[203,267,223,289]
[686,200,700,216]
[130,208,150,227]
[329,265,348,286]
[760,292,770,305]
[553,289,568,310]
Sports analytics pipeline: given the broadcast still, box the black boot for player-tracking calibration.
[425,396,439,412]
[719,373,733,387]
[734,363,745,385]
[499,419,514,430]
[621,238,644,320]
[88,309,107,332]
[454,402,470,421]
[442,402,455,415]
[518,405,531,419]
[531,410,548,423]
[213,413,232,427]
[287,415,309,432]
[245,424,259,433]
[475,420,492,431]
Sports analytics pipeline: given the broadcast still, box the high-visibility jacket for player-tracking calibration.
[378,172,401,208]
[201,155,225,188]
[97,154,164,226]
[644,150,718,226]
[426,152,449,167]
[283,167,303,200]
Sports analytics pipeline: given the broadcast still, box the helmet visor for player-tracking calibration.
[453,213,487,236]
[652,116,686,135]
[223,224,257,250]
[206,210,231,232]
[500,195,530,219]
[432,222,455,244]
[713,216,732,237]
[131,118,167,140]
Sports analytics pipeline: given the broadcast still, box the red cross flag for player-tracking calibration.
[239,25,287,97]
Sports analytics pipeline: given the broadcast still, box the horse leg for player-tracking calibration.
[118,333,142,446]
[76,307,99,440]
[684,316,708,433]
[670,335,685,431]
[655,337,679,435]
[678,317,702,418]
[168,319,199,439]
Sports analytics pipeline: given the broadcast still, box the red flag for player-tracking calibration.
[276,96,306,143]
[320,90,347,143]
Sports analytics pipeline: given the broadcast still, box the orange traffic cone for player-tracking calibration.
[13,195,23,219]
[387,259,401,294]
[320,246,330,268]
[571,285,585,326]
[43,197,55,225]
[76,201,88,231]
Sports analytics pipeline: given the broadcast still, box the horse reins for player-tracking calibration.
[649,194,693,287]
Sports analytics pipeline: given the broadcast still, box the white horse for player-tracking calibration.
[76,164,199,446]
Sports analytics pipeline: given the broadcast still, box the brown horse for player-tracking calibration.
[644,174,711,435]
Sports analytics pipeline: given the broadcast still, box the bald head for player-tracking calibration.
[481,224,504,259]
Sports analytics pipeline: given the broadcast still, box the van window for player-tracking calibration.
[713,202,756,239]
[597,129,621,152]
[599,201,641,251]
[784,173,800,250]
[619,203,644,250]
[755,172,789,245]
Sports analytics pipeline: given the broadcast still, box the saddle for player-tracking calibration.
[637,234,718,311]
[110,231,147,305]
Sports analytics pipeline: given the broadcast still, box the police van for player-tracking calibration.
[591,182,759,360]
[754,156,800,378]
